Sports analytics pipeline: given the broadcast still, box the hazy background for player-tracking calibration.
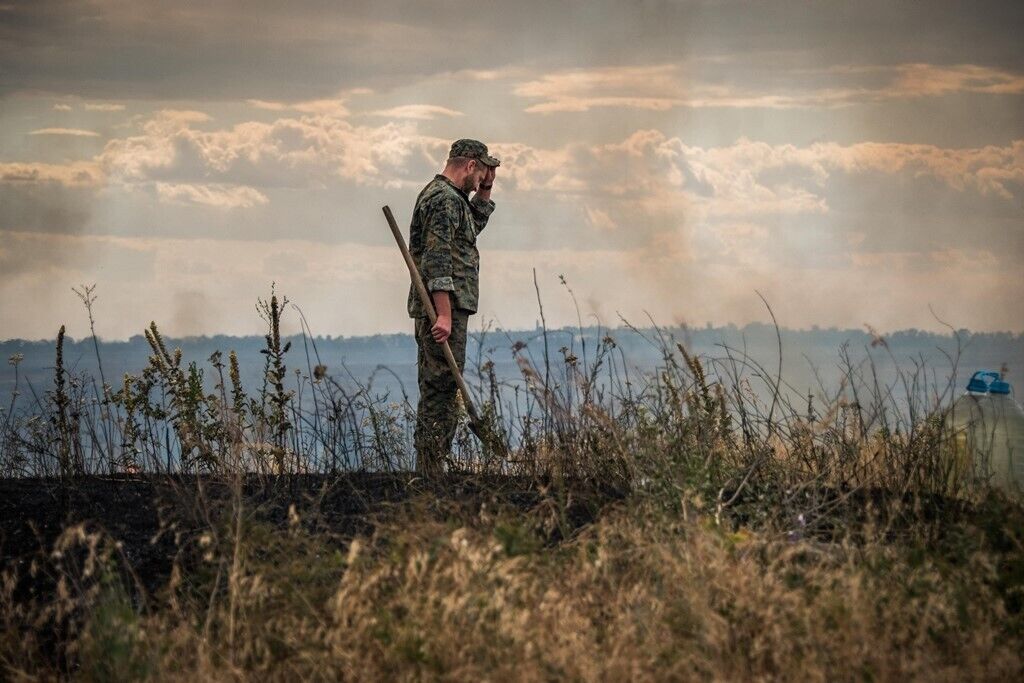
[3,324,1021,428]
[1,1,1022,344]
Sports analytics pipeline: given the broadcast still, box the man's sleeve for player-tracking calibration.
[470,195,496,235]
[420,193,459,293]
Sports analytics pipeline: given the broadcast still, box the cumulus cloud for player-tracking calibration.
[97,110,212,182]
[14,106,1015,246]
[0,1,1021,339]
[10,108,1023,224]
[814,139,1024,200]
[28,128,101,137]
[4,108,1020,328]
[97,108,447,190]
[2,123,1023,335]
[610,132,1022,212]
[489,130,1022,237]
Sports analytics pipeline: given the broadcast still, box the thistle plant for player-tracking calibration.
[229,350,246,423]
[48,324,83,478]
[142,321,218,471]
[114,373,141,473]
[255,284,294,473]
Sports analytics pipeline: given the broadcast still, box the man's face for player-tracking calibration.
[461,160,488,193]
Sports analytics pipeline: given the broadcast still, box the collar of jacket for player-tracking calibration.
[434,173,471,203]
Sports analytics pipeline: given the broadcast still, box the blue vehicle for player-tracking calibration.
[947,371,1024,496]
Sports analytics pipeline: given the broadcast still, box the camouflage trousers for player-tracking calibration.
[413,309,470,475]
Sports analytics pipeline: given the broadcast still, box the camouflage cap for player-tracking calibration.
[448,138,500,167]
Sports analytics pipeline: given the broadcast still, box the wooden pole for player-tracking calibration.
[381,205,485,435]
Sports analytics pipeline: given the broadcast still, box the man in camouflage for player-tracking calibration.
[407,138,500,474]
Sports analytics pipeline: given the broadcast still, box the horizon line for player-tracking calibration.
[3,321,1022,346]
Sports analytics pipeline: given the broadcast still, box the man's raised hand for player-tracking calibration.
[476,166,496,200]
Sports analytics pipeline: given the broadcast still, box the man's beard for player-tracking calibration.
[461,172,480,193]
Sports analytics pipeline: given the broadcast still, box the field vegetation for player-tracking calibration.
[1,283,1022,681]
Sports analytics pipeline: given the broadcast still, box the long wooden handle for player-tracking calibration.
[382,205,482,426]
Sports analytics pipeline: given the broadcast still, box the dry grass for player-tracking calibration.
[3,489,1021,681]
[2,282,1023,680]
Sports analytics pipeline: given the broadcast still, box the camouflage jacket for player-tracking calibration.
[407,174,495,318]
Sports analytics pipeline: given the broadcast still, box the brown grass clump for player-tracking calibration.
[312,502,1021,681]
[4,491,1020,681]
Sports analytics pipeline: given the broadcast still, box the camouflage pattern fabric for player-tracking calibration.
[448,138,501,167]
[406,174,495,319]
[413,308,469,474]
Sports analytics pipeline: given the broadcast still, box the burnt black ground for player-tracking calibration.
[0,473,621,600]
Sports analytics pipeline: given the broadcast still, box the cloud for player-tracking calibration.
[0,161,103,186]
[433,67,532,82]
[3,226,1020,341]
[97,110,213,182]
[449,68,520,81]
[845,63,1024,97]
[478,129,1022,303]
[0,1,444,100]
[514,65,686,113]
[97,108,447,190]
[571,132,1024,215]
[4,107,1020,311]
[246,89,372,118]
[285,99,350,118]
[247,99,289,111]
[583,206,616,232]
[495,130,1020,224]
[0,229,153,280]
[152,109,212,125]
[2,120,1023,337]
[811,139,1024,200]
[28,128,101,137]
[11,107,1023,224]
[83,102,125,111]
[81,113,1020,271]
[0,184,95,235]
[0,1,1021,338]
[711,222,771,265]
[365,104,464,120]
[514,63,1024,113]
[155,182,269,208]
[0,230,420,339]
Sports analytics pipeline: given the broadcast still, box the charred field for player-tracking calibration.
[0,472,619,598]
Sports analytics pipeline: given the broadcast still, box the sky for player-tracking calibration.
[0,0,1022,341]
